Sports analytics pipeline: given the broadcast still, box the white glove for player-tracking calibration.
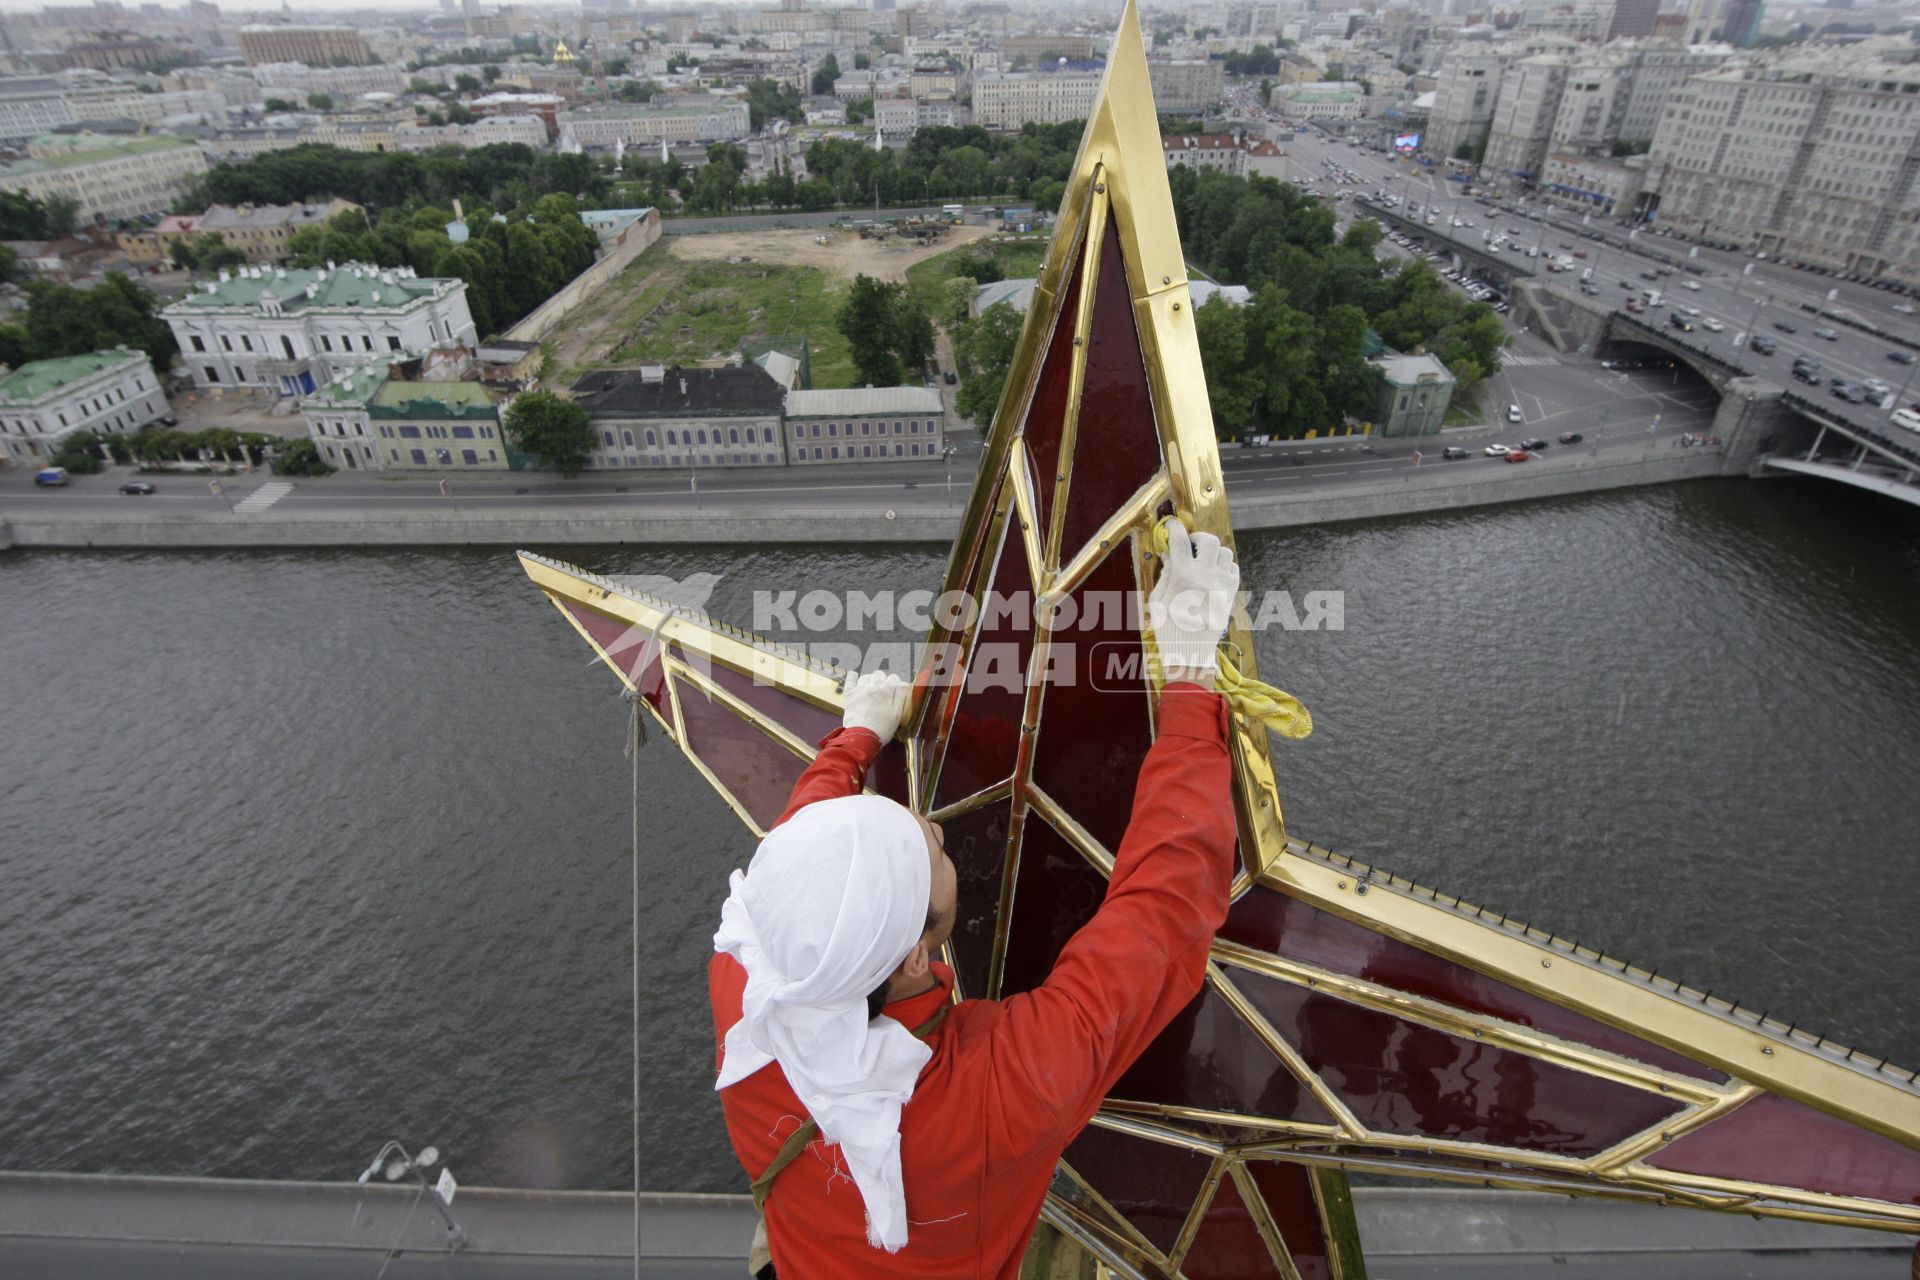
[1147,519,1239,683]
[841,669,909,741]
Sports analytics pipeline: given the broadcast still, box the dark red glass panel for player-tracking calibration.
[675,677,810,832]
[931,516,1034,810]
[1059,213,1163,562]
[940,798,1012,1002]
[1221,885,1728,1084]
[1030,544,1151,855]
[1024,236,1086,540]
[1237,971,1687,1157]
[869,739,910,805]
[558,600,667,714]
[1111,984,1335,1127]
[1062,1123,1211,1258]
[997,812,1110,997]
[702,659,841,748]
[1246,1162,1334,1280]
[1648,1092,1920,1205]
[1180,1168,1277,1280]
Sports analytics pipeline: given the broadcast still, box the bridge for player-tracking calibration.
[1355,199,1538,291]
[1763,390,1920,503]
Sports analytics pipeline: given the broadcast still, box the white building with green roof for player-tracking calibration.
[163,262,478,400]
[0,346,166,467]
[300,357,504,471]
[0,133,208,222]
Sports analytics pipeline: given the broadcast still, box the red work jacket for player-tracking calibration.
[709,683,1236,1279]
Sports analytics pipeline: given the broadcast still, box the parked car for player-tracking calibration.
[943,370,957,384]
[1441,446,1470,459]
[1558,431,1584,444]
[1507,404,1523,423]
[119,481,156,495]
[1504,449,1533,462]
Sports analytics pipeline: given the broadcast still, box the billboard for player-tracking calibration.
[1394,132,1421,152]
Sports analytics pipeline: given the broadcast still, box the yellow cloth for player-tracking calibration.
[1145,515,1313,740]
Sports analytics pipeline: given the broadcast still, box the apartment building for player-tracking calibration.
[395,115,550,152]
[1650,48,1920,281]
[1148,59,1224,114]
[0,133,208,222]
[873,95,971,138]
[784,386,946,465]
[163,263,479,398]
[1426,51,1509,158]
[1002,34,1096,64]
[0,347,166,468]
[249,62,409,98]
[301,359,505,472]
[0,76,77,143]
[555,99,752,149]
[198,199,360,264]
[571,365,788,470]
[1484,54,1569,182]
[237,25,374,69]
[1162,132,1288,180]
[974,69,1101,130]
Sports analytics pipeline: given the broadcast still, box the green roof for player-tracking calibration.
[166,263,453,316]
[0,349,144,403]
[369,378,496,420]
[5,134,196,174]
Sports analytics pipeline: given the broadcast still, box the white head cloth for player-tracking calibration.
[713,794,932,1252]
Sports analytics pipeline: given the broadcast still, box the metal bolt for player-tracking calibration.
[1162,275,1171,284]
[1541,959,1552,968]
[1073,336,1083,346]
[1172,302,1182,312]
[1336,880,1347,890]
[1095,183,1105,193]
[1760,1045,1774,1055]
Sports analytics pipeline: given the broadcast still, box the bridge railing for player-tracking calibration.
[1778,389,1920,469]
[1606,313,1755,381]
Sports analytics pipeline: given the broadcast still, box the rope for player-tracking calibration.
[1145,515,1313,740]
[624,688,645,1280]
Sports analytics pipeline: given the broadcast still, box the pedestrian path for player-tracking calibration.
[1503,354,1563,367]
[233,482,293,514]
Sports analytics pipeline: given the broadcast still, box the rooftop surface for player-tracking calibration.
[786,386,943,417]
[0,350,144,403]
[167,263,453,314]
[571,365,785,417]
[6,134,196,173]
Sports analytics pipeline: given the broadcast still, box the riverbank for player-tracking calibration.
[0,450,1736,551]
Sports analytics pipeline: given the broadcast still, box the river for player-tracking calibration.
[1,476,1915,1194]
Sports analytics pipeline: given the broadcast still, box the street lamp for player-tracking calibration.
[357,1140,468,1251]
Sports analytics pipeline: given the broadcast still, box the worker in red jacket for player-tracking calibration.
[709,520,1242,1278]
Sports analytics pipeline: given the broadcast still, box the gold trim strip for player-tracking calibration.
[1084,1111,1228,1158]
[1054,1159,1175,1267]
[1025,781,1117,877]
[1043,173,1108,579]
[1311,1166,1371,1280]
[1206,964,1366,1136]
[1164,1154,1228,1270]
[928,778,1015,825]
[1591,1085,1761,1174]
[1099,1098,1343,1141]
[1229,1162,1307,1280]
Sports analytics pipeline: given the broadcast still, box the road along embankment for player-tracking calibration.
[0,452,1734,551]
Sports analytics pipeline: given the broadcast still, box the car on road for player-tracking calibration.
[1814,327,1840,341]
[1889,350,1916,365]
[1441,446,1470,459]
[1863,378,1893,398]
[943,370,957,384]
[119,481,156,495]
[1507,404,1524,422]
[1681,305,1703,316]
[1519,437,1548,451]
[1895,303,1917,314]
[1773,321,1798,333]
[1750,335,1777,355]
[1701,317,1725,332]
[1625,298,1646,313]
[1484,443,1511,457]
[1504,449,1533,463]
[1683,280,1702,290]
[1830,380,1867,403]
[33,466,69,486]
[1558,431,1584,444]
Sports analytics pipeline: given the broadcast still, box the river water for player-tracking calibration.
[1,477,1916,1195]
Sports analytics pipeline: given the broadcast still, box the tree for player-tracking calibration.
[454,72,482,93]
[0,243,14,281]
[22,274,175,371]
[1193,297,1261,437]
[812,52,841,97]
[854,52,870,70]
[0,190,49,239]
[43,194,78,239]
[604,58,629,77]
[272,438,332,476]
[937,276,977,327]
[307,92,335,111]
[263,97,299,113]
[952,302,1023,425]
[447,102,476,125]
[837,275,935,387]
[504,391,594,474]
[174,231,248,273]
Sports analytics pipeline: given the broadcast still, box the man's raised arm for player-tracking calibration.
[769,671,909,830]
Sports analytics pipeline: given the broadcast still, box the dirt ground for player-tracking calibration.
[540,224,997,383]
[666,224,995,283]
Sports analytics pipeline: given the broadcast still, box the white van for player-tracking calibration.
[1891,407,1920,436]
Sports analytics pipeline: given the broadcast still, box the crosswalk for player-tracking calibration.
[1503,354,1563,367]
[233,481,293,514]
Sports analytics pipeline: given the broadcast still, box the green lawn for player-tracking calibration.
[606,256,859,388]
[905,238,1052,322]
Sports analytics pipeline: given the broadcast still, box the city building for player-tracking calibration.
[1161,132,1288,180]
[1002,34,1096,64]
[249,62,409,98]
[163,263,479,398]
[0,347,166,467]
[873,94,970,137]
[1608,0,1661,39]
[1369,352,1454,438]
[1271,83,1364,121]
[1539,151,1648,217]
[1682,0,1762,47]
[1426,51,1509,158]
[469,91,565,139]
[0,76,77,143]
[570,365,788,469]
[784,386,945,464]
[1147,59,1224,114]
[556,98,752,148]
[973,68,1101,130]
[195,199,361,265]
[395,114,551,151]
[59,32,176,71]
[237,25,374,69]
[301,358,504,472]
[1650,47,1920,281]
[1483,54,1569,185]
[0,133,208,222]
